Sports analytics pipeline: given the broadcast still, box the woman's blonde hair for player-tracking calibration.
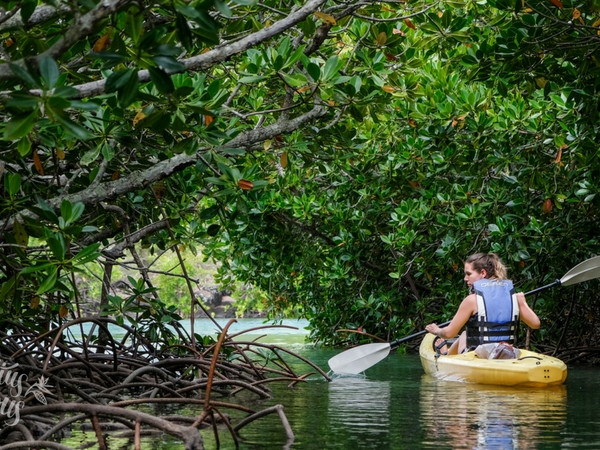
[466,252,507,280]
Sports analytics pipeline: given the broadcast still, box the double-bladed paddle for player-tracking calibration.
[328,255,600,375]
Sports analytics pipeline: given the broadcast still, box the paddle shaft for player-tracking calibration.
[389,320,451,349]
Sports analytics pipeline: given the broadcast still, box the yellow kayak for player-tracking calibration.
[419,333,567,387]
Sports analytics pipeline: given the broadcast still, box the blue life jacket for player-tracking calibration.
[466,279,520,348]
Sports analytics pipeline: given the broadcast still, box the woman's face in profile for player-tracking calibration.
[463,262,486,290]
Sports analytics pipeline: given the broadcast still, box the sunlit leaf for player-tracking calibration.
[375,32,387,46]
[404,18,416,30]
[93,33,112,52]
[313,11,336,25]
[13,220,28,246]
[238,179,254,190]
[33,149,44,175]
[59,304,69,318]
[548,0,563,8]
[133,111,146,127]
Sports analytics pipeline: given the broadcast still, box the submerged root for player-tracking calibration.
[0,318,329,449]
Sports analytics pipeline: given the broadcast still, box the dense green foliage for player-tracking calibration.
[1,0,599,347]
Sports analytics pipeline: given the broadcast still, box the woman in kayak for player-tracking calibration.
[425,252,540,355]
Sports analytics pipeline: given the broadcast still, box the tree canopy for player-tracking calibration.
[1,0,600,349]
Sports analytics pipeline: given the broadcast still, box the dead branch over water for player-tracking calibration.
[0,318,329,449]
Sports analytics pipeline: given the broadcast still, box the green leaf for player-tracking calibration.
[73,243,101,264]
[91,51,129,67]
[54,115,93,140]
[118,72,140,107]
[60,200,72,223]
[47,231,66,260]
[20,263,55,275]
[70,202,85,222]
[273,54,284,71]
[307,62,320,81]
[200,205,220,221]
[239,75,268,84]
[220,147,246,155]
[81,144,102,165]
[204,176,227,185]
[176,13,193,50]
[39,56,59,89]
[281,73,308,88]
[0,276,16,302]
[5,173,22,196]
[3,113,36,140]
[153,56,185,73]
[125,6,143,44]
[32,197,59,223]
[53,86,79,99]
[214,0,233,17]
[20,0,37,23]
[350,75,362,95]
[47,95,71,112]
[149,67,175,94]
[207,224,220,236]
[5,93,39,109]
[176,6,220,44]
[105,69,136,93]
[283,45,305,69]
[322,55,340,81]
[36,266,58,295]
[9,62,39,87]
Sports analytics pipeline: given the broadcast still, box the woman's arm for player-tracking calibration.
[425,294,477,339]
[517,292,541,329]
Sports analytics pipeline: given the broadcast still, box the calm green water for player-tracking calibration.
[217,348,575,450]
[65,320,600,449]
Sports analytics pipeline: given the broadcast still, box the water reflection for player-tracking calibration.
[327,374,391,447]
[419,375,567,449]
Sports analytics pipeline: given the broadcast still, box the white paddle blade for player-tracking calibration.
[328,343,392,374]
[560,255,600,286]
